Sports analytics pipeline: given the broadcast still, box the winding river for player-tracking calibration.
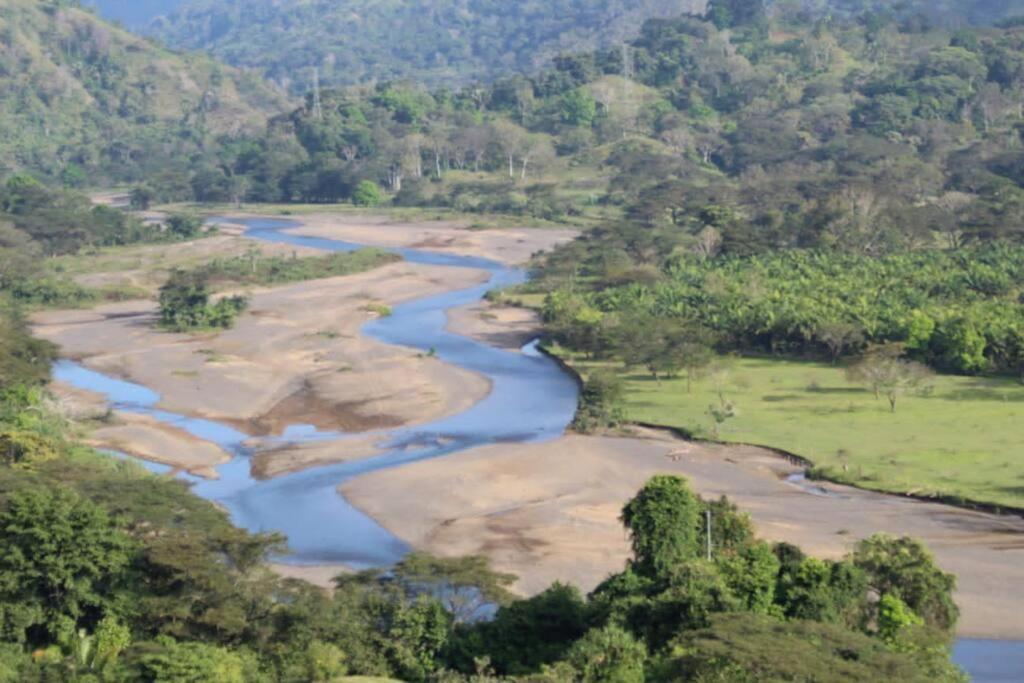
[51,217,1021,681]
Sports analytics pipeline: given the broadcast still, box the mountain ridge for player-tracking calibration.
[0,0,290,181]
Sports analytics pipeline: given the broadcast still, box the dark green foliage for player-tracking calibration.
[157,269,248,331]
[621,475,702,578]
[666,612,957,683]
[449,583,589,675]
[0,487,134,645]
[544,246,1024,377]
[165,214,204,240]
[0,301,55,391]
[153,1,708,91]
[565,624,647,683]
[571,369,627,433]
[852,534,960,636]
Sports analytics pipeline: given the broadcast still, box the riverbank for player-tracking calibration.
[35,214,577,479]
[34,261,492,477]
[278,213,577,266]
[342,426,1024,640]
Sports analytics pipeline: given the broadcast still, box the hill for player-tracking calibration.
[84,0,184,29]
[0,0,289,183]
[150,0,709,91]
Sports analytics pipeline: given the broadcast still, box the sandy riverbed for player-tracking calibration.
[342,429,1024,639]
[37,215,575,479]
[34,262,492,477]
[281,213,577,266]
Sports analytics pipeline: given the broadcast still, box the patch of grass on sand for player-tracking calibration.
[362,302,393,318]
[558,351,1024,509]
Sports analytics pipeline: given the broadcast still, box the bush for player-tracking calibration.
[353,180,384,207]
[158,270,248,331]
[572,369,626,433]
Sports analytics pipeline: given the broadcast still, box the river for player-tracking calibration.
[51,217,1021,681]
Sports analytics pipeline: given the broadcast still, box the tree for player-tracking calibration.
[129,186,156,211]
[389,552,516,624]
[165,214,203,240]
[846,347,933,412]
[561,89,598,128]
[668,613,960,682]
[130,637,248,682]
[852,534,959,636]
[158,269,247,331]
[621,476,702,578]
[491,120,528,179]
[816,321,865,365]
[352,180,384,207]
[565,625,646,683]
[707,0,767,28]
[572,370,626,434]
[0,487,133,645]
[453,583,588,676]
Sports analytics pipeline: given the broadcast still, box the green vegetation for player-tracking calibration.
[558,350,1024,509]
[0,0,287,184]
[157,269,248,332]
[542,245,1024,377]
[151,0,708,91]
[1,175,214,308]
[0,238,969,681]
[188,246,400,288]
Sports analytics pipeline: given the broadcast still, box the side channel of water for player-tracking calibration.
[51,217,1019,681]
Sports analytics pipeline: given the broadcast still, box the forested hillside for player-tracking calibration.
[130,0,1024,510]
[83,0,184,28]
[151,0,708,91]
[0,0,288,183]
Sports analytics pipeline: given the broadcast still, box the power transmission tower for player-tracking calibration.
[620,43,636,137]
[311,67,323,121]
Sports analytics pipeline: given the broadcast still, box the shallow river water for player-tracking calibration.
[52,217,1021,680]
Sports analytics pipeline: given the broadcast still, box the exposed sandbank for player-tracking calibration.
[35,262,492,477]
[277,213,577,266]
[342,429,1024,640]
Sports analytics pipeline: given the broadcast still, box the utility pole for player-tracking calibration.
[706,509,713,561]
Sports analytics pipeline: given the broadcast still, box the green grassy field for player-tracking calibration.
[561,352,1024,510]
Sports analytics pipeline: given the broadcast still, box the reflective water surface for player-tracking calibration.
[52,217,1022,680]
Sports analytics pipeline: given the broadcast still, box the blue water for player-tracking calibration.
[51,217,1023,680]
[56,217,579,568]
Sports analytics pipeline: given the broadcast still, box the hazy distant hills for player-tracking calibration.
[147,0,710,92]
[0,0,288,180]
[91,0,1024,95]
[84,0,186,29]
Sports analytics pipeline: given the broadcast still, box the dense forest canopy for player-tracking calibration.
[0,0,289,184]
[141,1,1024,93]
[132,0,1024,380]
[149,0,709,91]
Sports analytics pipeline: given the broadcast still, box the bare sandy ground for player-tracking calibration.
[35,262,492,477]
[342,429,1024,639]
[280,213,577,266]
[447,301,543,352]
[50,382,230,478]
